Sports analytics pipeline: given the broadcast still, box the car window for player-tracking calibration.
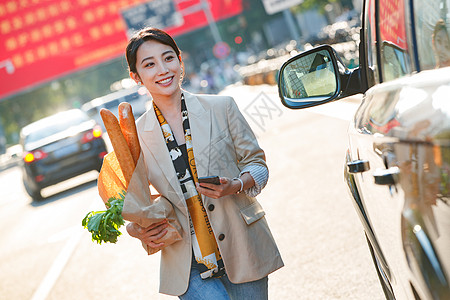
[103,99,120,110]
[24,110,89,144]
[378,0,413,82]
[364,0,379,86]
[84,107,98,119]
[413,0,450,70]
[124,92,139,103]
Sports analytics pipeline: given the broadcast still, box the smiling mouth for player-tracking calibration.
[156,76,174,85]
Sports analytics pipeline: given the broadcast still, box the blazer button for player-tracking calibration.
[218,233,225,241]
[208,204,215,211]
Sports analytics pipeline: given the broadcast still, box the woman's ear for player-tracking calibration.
[180,60,185,83]
[130,72,141,85]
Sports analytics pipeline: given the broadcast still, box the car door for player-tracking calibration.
[348,0,450,298]
[400,1,450,298]
[347,0,415,298]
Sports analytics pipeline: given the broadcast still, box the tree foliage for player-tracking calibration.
[292,0,353,14]
[0,57,128,145]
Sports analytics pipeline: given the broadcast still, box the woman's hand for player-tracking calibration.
[196,177,242,199]
[126,219,169,248]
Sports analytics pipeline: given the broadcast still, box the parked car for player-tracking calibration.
[277,0,449,299]
[20,109,107,200]
[81,85,150,131]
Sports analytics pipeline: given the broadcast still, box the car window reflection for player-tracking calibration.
[283,50,336,99]
[413,0,450,70]
[432,19,450,68]
[381,42,409,81]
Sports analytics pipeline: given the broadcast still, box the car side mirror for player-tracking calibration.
[278,45,363,109]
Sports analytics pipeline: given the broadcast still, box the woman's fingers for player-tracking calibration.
[146,219,167,230]
[154,228,169,240]
[196,177,234,198]
[143,222,169,238]
[196,183,220,198]
[147,240,165,248]
[137,219,166,233]
[128,220,170,249]
[131,220,168,236]
[145,228,168,248]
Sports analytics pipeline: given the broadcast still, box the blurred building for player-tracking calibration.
[0,0,360,144]
[176,0,359,92]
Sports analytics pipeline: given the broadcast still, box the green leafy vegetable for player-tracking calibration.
[82,192,126,244]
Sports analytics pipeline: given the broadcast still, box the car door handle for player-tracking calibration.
[373,167,400,185]
[347,160,370,173]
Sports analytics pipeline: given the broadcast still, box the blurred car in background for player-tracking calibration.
[20,109,107,200]
[277,0,450,299]
[81,85,150,131]
[0,144,22,171]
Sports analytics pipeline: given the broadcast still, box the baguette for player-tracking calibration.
[100,108,135,186]
[118,102,140,165]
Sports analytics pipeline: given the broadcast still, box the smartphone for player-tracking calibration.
[198,175,221,185]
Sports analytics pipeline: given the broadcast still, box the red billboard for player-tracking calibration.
[0,0,242,100]
[379,0,407,49]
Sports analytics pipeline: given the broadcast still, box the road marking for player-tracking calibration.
[31,227,83,300]
[31,200,99,300]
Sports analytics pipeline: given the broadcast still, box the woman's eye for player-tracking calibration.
[165,55,175,61]
[144,62,154,68]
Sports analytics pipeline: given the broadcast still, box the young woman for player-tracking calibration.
[124,27,283,299]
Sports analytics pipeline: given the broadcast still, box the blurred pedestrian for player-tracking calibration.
[187,72,202,93]
[222,61,239,86]
[124,27,283,299]
[204,69,218,93]
[432,19,450,68]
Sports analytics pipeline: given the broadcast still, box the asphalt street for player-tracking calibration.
[0,84,384,300]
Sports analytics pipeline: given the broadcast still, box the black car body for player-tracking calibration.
[20,109,107,200]
[277,0,449,299]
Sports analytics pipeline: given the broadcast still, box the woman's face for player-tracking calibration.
[132,40,182,98]
[433,29,450,67]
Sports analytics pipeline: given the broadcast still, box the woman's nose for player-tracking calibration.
[157,62,169,74]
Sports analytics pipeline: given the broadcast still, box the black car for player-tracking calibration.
[277,0,449,299]
[20,109,107,200]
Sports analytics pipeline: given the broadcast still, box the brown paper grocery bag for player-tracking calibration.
[97,151,183,255]
[121,152,183,255]
[98,151,127,204]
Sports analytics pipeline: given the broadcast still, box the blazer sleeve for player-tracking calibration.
[225,96,268,175]
[239,164,268,197]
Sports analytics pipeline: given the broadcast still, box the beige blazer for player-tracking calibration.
[136,91,284,296]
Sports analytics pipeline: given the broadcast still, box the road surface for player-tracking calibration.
[0,84,384,300]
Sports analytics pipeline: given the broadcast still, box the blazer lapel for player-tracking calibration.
[140,105,186,209]
[183,91,211,180]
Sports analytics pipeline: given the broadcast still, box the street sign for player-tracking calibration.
[121,0,184,37]
[262,0,303,15]
[213,41,230,59]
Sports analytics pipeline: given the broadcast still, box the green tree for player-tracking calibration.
[0,57,129,145]
[292,0,354,14]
